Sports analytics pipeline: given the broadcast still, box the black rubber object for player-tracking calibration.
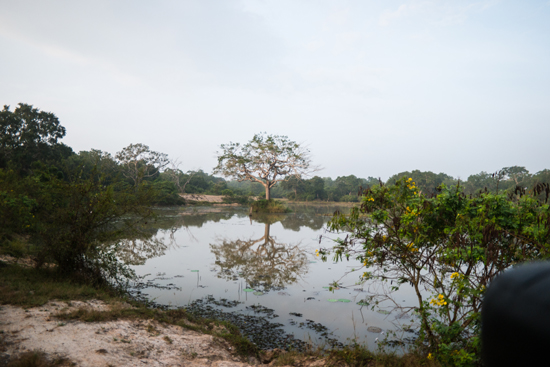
[482,261,550,366]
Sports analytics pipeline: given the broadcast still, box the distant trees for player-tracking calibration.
[214,133,315,200]
[277,175,380,202]
[462,166,549,195]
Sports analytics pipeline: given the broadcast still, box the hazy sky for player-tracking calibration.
[1,0,549,180]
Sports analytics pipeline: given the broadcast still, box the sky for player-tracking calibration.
[1,0,549,180]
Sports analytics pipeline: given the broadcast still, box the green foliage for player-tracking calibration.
[1,164,157,286]
[184,170,225,193]
[28,167,156,285]
[0,169,37,245]
[327,341,375,366]
[150,180,185,206]
[386,170,454,195]
[221,189,234,196]
[66,150,120,185]
[462,166,547,196]
[0,264,116,307]
[222,194,251,205]
[0,103,72,174]
[250,199,291,213]
[339,194,360,202]
[325,177,550,366]
[324,175,376,202]
[281,176,327,201]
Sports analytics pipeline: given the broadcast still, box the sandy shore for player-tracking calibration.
[181,194,226,203]
[0,300,258,367]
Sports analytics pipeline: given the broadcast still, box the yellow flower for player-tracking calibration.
[368,197,374,201]
[315,249,320,257]
[450,272,460,280]
[430,294,447,306]
[407,243,419,252]
[427,353,434,360]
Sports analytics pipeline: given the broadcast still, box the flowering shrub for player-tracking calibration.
[322,178,550,366]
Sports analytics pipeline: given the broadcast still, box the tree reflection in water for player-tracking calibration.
[114,220,182,266]
[210,219,309,293]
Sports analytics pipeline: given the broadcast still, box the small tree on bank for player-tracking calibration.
[213,133,315,200]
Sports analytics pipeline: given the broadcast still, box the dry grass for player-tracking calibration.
[5,351,74,367]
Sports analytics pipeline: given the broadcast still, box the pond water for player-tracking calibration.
[126,203,420,350]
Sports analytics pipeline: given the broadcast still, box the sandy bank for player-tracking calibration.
[0,300,257,367]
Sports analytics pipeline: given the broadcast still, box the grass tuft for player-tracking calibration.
[6,351,74,367]
[0,264,115,308]
[250,199,291,213]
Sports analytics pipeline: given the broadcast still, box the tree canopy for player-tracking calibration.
[115,143,169,187]
[0,103,72,173]
[213,133,315,200]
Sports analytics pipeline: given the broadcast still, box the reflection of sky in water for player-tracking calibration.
[130,205,420,350]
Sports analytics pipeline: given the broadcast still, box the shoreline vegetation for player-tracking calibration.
[0,255,439,367]
[180,194,357,210]
[249,199,291,214]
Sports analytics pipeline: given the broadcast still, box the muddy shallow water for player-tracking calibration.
[126,204,420,351]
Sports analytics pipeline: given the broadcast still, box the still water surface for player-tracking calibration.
[128,204,419,350]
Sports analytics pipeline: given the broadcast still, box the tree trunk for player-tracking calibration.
[263,223,270,245]
[265,184,271,200]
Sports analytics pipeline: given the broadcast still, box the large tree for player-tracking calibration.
[213,133,314,200]
[115,143,169,187]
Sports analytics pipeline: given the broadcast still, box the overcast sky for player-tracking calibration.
[1,0,549,180]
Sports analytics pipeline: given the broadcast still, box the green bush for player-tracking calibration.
[221,189,234,196]
[222,194,251,205]
[339,194,360,202]
[250,199,290,213]
[27,167,156,286]
[324,177,550,366]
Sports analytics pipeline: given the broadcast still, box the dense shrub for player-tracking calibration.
[324,178,550,366]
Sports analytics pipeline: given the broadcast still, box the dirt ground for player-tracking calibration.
[0,300,257,367]
[180,194,226,203]
[0,299,331,367]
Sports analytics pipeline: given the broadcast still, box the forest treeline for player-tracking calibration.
[185,167,550,202]
[2,103,549,208]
